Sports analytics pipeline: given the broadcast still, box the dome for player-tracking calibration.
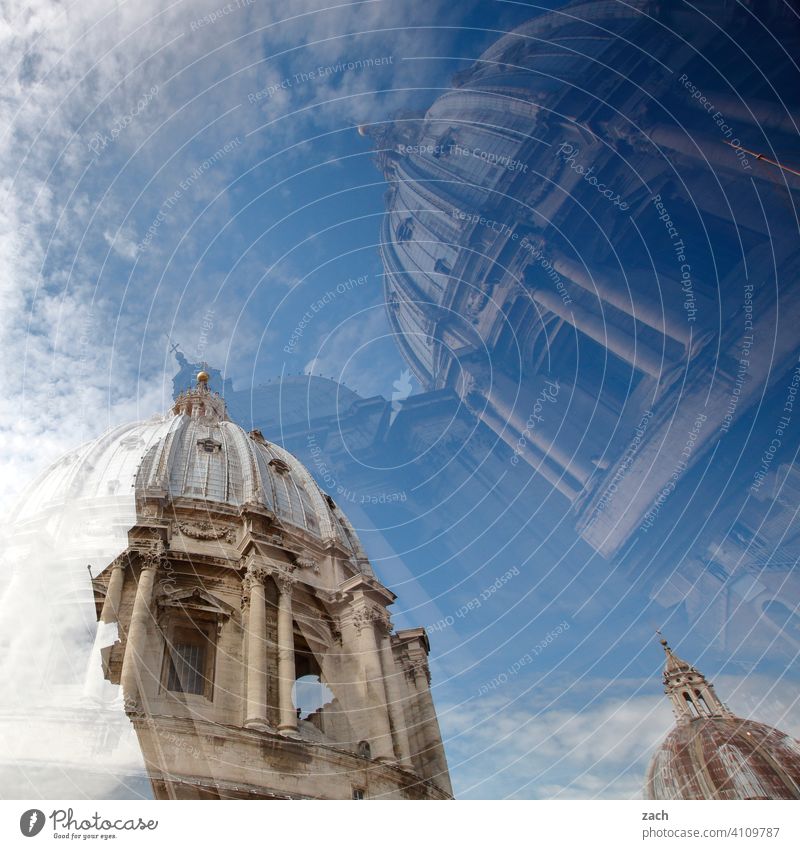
[646,718,800,800]
[373,0,799,393]
[10,375,370,572]
[646,638,800,800]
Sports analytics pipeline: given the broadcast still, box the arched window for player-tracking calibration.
[683,691,700,717]
[695,690,713,716]
[357,740,372,759]
[292,674,334,720]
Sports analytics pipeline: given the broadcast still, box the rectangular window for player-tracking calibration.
[162,620,216,699]
[167,641,207,695]
[352,788,365,800]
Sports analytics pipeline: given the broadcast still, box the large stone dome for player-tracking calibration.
[375,0,682,387]
[374,0,799,389]
[647,716,800,800]
[10,375,370,573]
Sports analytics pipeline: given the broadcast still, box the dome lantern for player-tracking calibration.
[657,633,732,724]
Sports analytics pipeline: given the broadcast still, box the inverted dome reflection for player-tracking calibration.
[364,0,800,660]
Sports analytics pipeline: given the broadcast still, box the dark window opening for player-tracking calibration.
[396,218,414,243]
[163,621,215,699]
[695,691,712,716]
[293,673,335,720]
[683,691,700,717]
[167,642,207,695]
[433,258,452,276]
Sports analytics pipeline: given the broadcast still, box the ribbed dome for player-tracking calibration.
[9,378,369,567]
[135,415,366,559]
[646,717,800,800]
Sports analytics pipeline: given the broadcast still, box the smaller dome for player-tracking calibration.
[647,718,800,800]
[646,637,800,800]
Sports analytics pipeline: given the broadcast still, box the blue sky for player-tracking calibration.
[2,0,799,799]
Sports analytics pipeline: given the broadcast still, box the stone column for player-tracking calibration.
[707,91,796,134]
[531,286,663,378]
[549,251,692,347]
[377,621,414,770]
[411,660,453,796]
[648,126,793,193]
[276,574,299,736]
[354,604,395,763]
[120,550,160,708]
[478,369,595,485]
[244,566,270,730]
[464,369,595,489]
[100,557,126,624]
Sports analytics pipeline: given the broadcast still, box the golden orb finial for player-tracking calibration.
[197,370,209,384]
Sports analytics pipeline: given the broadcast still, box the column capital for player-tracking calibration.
[411,657,431,686]
[374,611,393,636]
[241,565,268,610]
[137,547,165,572]
[109,555,127,573]
[352,601,391,635]
[274,571,297,596]
[123,695,144,717]
[244,563,269,585]
[459,369,488,399]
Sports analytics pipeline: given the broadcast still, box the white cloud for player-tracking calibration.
[103,227,139,260]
